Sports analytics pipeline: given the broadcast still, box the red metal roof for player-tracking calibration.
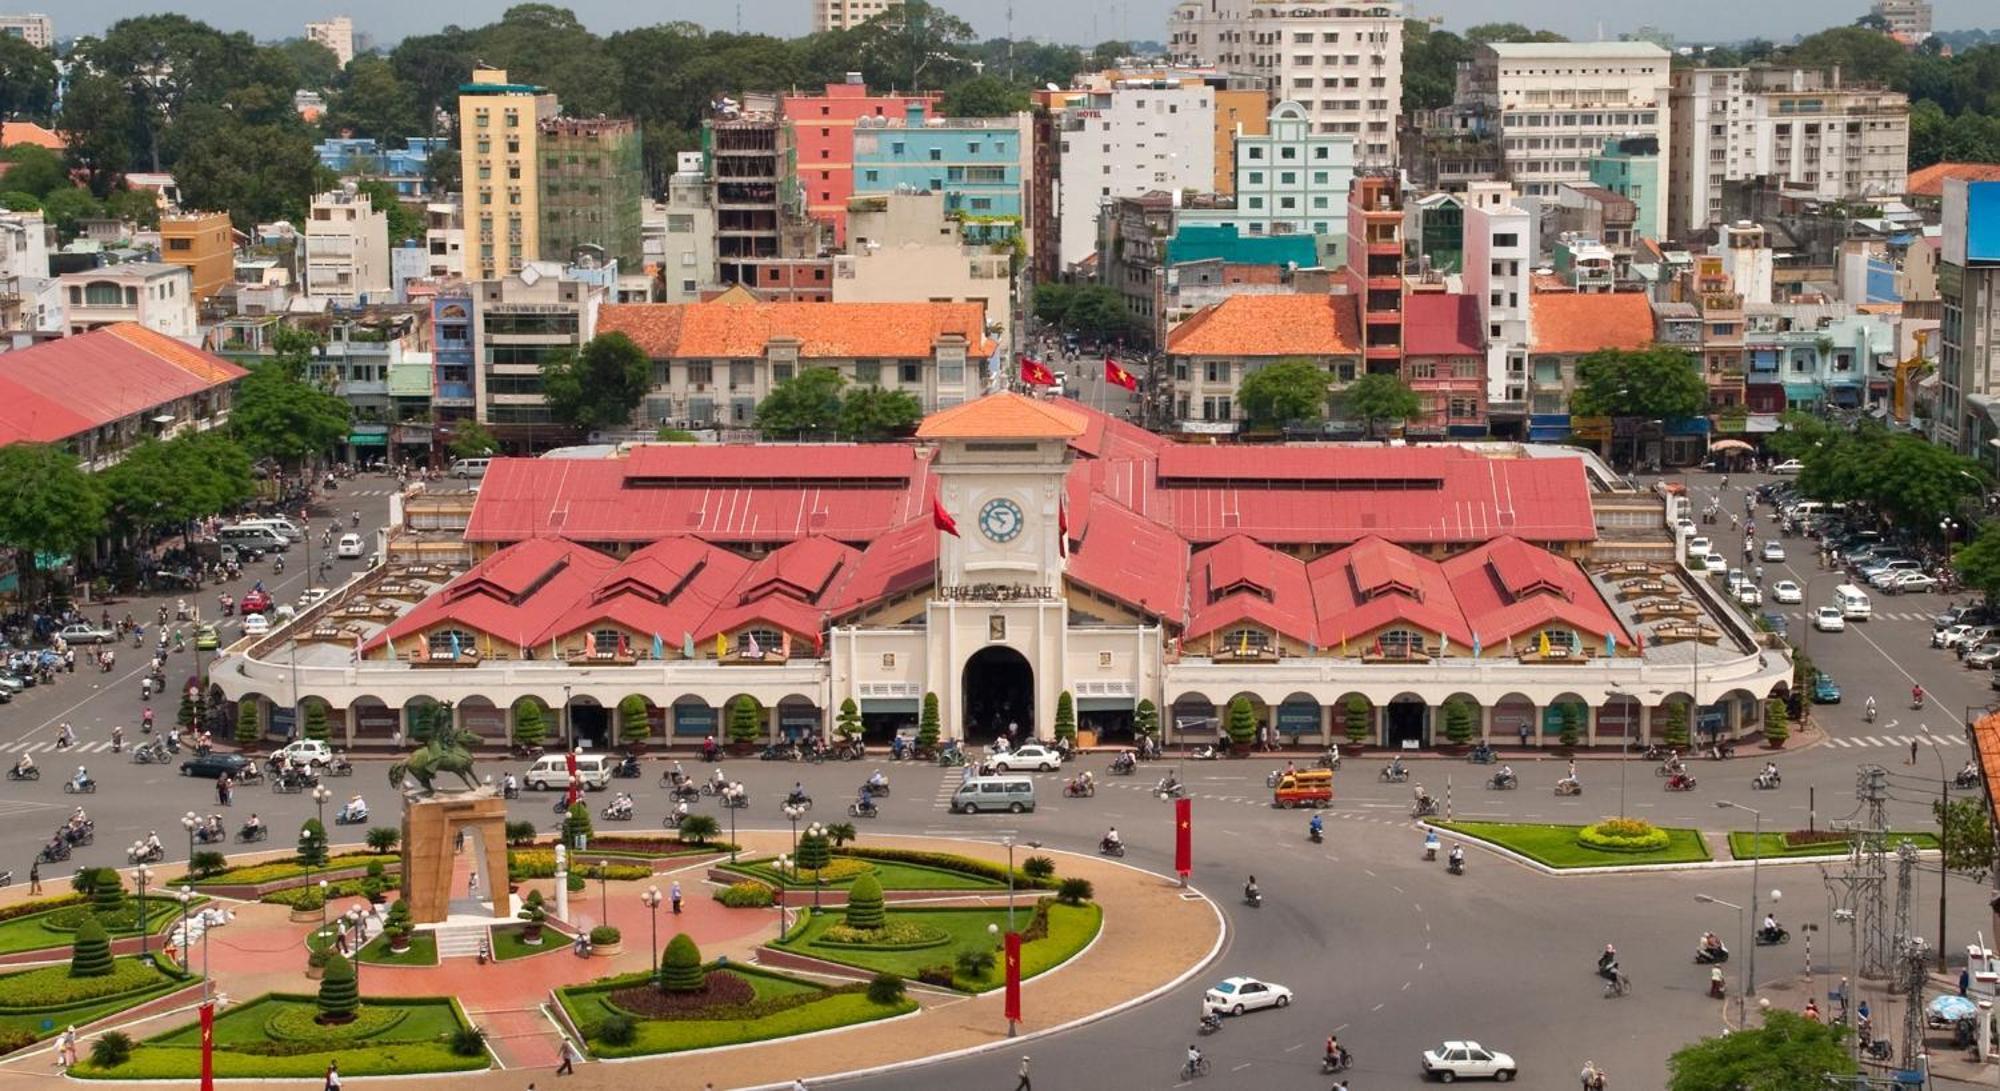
[1156,445,1451,483]
[1064,496,1189,622]
[1185,536,1317,644]
[1441,537,1627,651]
[0,323,247,446]
[820,515,938,618]
[623,443,918,482]
[1306,538,1472,650]
[1403,293,1485,357]
[371,539,620,654]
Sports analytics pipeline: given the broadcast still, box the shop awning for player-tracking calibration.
[346,432,387,446]
[1077,697,1135,712]
[1783,384,1824,402]
[860,699,919,715]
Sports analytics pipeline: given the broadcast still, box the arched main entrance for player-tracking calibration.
[963,646,1034,743]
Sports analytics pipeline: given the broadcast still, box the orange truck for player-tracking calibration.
[1272,768,1334,808]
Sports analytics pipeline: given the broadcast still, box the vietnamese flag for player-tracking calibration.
[931,496,960,537]
[1003,931,1022,1023]
[200,1001,215,1090]
[1057,500,1069,559]
[1020,356,1056,386]
[1174,796,1192,877]
[1104,358,1139,392]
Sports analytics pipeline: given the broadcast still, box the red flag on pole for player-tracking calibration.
[1003,930,1023,1023]
[1019,356,1056,386]
[1174,796,1192,878]
[1104,358,1139,392]
[1057,500,1069,558]
[931,496,961,537]
[199,1000,215,1091]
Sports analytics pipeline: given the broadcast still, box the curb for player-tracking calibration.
[1424,821,1942,876]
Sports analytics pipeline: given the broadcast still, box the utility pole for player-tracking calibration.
[1856,766,1894,978]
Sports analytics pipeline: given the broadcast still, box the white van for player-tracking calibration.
[235,516,303,542]
[219,525,289,553]
[449,458,491,480]
[524,752,611,791]
[1832,584,1873,621]
[950,775,1037,814]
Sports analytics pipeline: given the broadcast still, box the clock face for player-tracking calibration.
[977,498,1025,544]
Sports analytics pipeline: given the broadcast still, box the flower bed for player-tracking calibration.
[817,919,951,949]
[556,963,914,1058]
[834,846,1053,889]
[774,901,1102,993]
[1730,830,1939,859]
[506,851,651,882]
[721,854,1002,892]
[263,879,371,907]
[264,1003,407,1043]
[1435,821,1711,869]
[1577,818,1672,853]
[71,993,488,1079]
[188,853,397,888]
[553,835,737,858]
[0,959,171,1011]
[716,881,775,908]
[489,922,565,962]
[604,968,758,1016]
[0,899,197,956]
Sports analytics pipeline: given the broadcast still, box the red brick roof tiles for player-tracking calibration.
[1166,293,1361,357]
[598,300,994,360]
[1531,291,1656,355]
[1907,162,2000,198]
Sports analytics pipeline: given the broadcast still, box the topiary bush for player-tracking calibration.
[77,867,124,917]
[1578,818,1672,852]
[1443,699,1476,746]
[596,1014,636,1047]
[296,819,327,868]
[316,953,358,1023]
[89,1031,132,1069]
[1224,695,1257,751]
[716,881,774,908]
[1021,855,1056,881]
[588,925,621,946]
[916,693,940,751]
[866,972,906,1005]
[511,700,547,752]
[235,698,260,749]
[1133,698,1159,742]
[561,802,592,846]
[1764,697,1790,747]
[68,916,113,978]
[661,933,703,992]
[844,874,886,930]
[1343,696,1372,745]
[1056,877,1095,906]
[1054,691,1077,743]
[795,829,832,872]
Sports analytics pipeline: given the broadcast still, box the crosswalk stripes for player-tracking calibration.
[0,740,120,754]
[1772,609,1936,623]
[1826,734,1966,748]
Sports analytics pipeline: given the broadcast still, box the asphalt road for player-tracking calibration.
[2,469,1993,1088]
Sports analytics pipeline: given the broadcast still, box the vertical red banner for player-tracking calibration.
[1003,931,1022,1023]
[1174,796,1192,877]
[199,1001,215,1091]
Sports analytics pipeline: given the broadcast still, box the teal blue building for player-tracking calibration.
[850,103,1031,246]
[1588,136,1662,243]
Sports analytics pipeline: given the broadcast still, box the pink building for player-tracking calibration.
[781,77,938,245]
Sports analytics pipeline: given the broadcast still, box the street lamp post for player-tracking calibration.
[1696,892,1747,1027]
[641,886,662,990]
[311,783,332,908]
[181,811,198,871]
[597,860,609,928]
[176,887,192,971]
[783,804,805,880]
[1716,801,1779,1026]
[807,824,824,911]
[775,854,791,936]
[1924,723,1952,971]
[318,878,329,933]
[562,684,572,748]
[132,863,152,960]
[345,907,363,988]
[1002,836,1016,931]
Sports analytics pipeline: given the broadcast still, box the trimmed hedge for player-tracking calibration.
[263,879,370,907]
[1577,818,1672,853]
[506,851,650,882]
[265,1003,405,1043]
[716,881,774,908]
[0,894,84,925]
[189,854,398,888]
[833,846,1056,889]
[816,919,949,950]
[0,959,162,1009]
[661,934,703,993]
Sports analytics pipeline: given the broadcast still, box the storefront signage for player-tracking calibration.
[937,584,1057,602]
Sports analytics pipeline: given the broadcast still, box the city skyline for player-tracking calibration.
[36,0,1994,49]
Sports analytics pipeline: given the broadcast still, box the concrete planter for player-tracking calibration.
[288,906,323,924]
[590,940,622,958]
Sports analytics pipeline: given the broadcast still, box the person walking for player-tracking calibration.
[1910,739,1920,765]
[323,1059,341,1090]
[1014,1054,1031,1091]
[670,880,683,915]
[555,1036,580,1076]
[28,861,40,895]
[56,1025,76,1068]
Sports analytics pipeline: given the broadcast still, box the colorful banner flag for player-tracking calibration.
[200,1001,215,1091]
[1104,357,1139,392]
[1004,930,1023,1023]
[652,633,665,660]
[1020,356,1056,386]
[385,636,397,661]
[932,496,960,537]
[1537,632,1552,657]
[1605,630,1617,657]
[449,631,462,659]
[747,631,762,658]
[682,632,696,659]
[814,629,826,657]
[1057,500,1069,559]
[1174,796,1192,877]
[715,633,727,658]
[1472,633,1481,659]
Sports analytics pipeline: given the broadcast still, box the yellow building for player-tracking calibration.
[457,68,559,280]
[158,211,234,306]
[1214,89,1269,196]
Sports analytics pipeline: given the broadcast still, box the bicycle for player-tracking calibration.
[1603,970,1631,998]
[1180,1055,1211,1079]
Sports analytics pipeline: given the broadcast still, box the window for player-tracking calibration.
[426,629,477,658]
[687,361,713,385]
[900,361,919,383]
[1205,360,1229,383]
[735,628,783,657]
[928,148,942,161]
[1493,233,1519,248]
[1376,629,1426,658]
[855,359,880,384]
[1220,628,1271,654]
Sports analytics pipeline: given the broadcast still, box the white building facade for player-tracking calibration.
[57,262,196,342]
[304,16,354,67]
[1462,181,1534,413]
[1461,42,1671,214]
[1220,100,1357,237]
[1055,81,1217,269]
[306,185,392,306]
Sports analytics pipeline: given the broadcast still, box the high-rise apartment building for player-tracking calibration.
[1938,179,2000,454]
[1871,0,1931,39]
[1167,0,1403,163]
[811,0,901,33]
[1054,81,1215,268]
[457,68,559,281]
[0,13,51,48]
[1344,173,1405,375]
[305,16,354,67]
[305,184,391,306]
[1667,65,1908,241]
[536,117,644,270]
[1462,181,1533,425]
[782,78,937,245]
[1460,42,1671,212]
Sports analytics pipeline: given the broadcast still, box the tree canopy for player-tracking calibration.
[757,367,848,436]
[99,432,253,535]
[1032,283,1130,342]
[1955,520,2000,602]
[1568,347,1709,420]
[1340,373,1423,438]
[1768,413,1986,533]
[940,75,1029,117]
[0,445,106,597]
[839,385,923,438]
[229,329,352,469]
[540,331,650,433]
[1237,359,1331,427]
[0,34,56,122]
[1667,1010,1855,1090]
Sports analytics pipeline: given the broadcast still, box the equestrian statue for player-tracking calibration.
[388,726,481,794]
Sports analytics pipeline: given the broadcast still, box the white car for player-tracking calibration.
[1761,541,1786,562]
[1772,580,1803,604]
[273,739,334,768]
[1203,976,1293,1016]
[1771,459,1804,474]
[336,532,364,558]
[1735,584,1763,606]
[56,622,117,645]
[1813,607,1847,633]
[1686,536,1713,558]
[298,587,331,607]
[1886,571,1939,594]
[1702,554,1729,575]
[988,744,1062,773]
[241,613,270,636]
[1421,1040,1517,1082]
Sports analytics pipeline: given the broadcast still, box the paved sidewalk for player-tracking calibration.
[0,834,1220,1089]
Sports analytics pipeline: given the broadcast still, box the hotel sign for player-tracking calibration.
[936,584,1058,602]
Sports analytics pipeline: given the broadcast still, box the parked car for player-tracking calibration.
[1885,571,1939,595]
[1203,976,1293,1016]
[1761,541,1787,562]
[1735,584,1763,606]
[56,622,116,645]
[1965,644,2000,670]
[1772,580,1803,604]
[1959,628,1999,658]
[241,613,270,636]
[1814,607,1847,633]
[1759,611,1790,638]
[1812,673,1843,703]
[1771,459,1805,474]
[1687,536,1713,557]
[273,739,335,768]
[988,744,1063,773]
[1421,1041,1518,1082]
[180,753,255,780]
[336,532,364,559]
[1702,554,1729,575]
[239,588,273,614]
[0,673,25,695]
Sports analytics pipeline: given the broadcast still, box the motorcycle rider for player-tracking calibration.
[242,813,263,837]
[1597,944,1621,981]
[788,781,808,805]
[143,829,163,858]
[502,771,518,798]
[1960,759,1980,785]
[1913,683,1925,708]
[341,794,367,822]
[1387,755,1407,780]
[1185,1045,1203,1075]
[867,769,888,794]
[1103,826,1121,853]
[12,753,33,778]
[1700,931,1726,960]
[1308,812,1324,841]
[671,798,691,825]
[110,725,123,752]
[1762,913,1781,942]
[1243,875,1260,903]
[1448,843,1465,871]
[1759,761,1779,786]
[1495,763,1516,787]
[71,765,91,792]
[1412,782,1433,813]
[1865,695,1877,722]
[1324,1034,1346,1070]
[709,765,728,792]
[854,785,875,815]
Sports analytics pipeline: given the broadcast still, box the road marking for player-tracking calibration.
[1372,1003,1384,1012]
[1283,1043,1304,1052]
[1230,1062,1252,1071]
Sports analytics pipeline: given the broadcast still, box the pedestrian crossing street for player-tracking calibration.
[1825,733,1967,749]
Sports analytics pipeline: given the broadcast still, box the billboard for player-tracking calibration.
[1945,179,2000,268]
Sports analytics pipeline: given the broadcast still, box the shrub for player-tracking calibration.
[296,819,327,868]
[1343,696,1371,745]
[188,851,227,880]
[561,803,592,846]
[235,698,259,748]
[677,814,720,846]
[1054,691,1077,742]
[505,820,538,846]
[596,1014,636,1047]
[79,867,124,916]
[449,1024,487,1058]
[517,889,547,925]
[588,925,621,946]
[511,700,547,752]
[1557,702,1583,749]
[716,881,774,908]
[661,933,703,992]
[954,947,996,979]
[69,917,112,978]
[917,693,940,751]
[265,1003,405,1042]
[89,1031,132,1069]
[867,972,907,1005]
[1661,702,1690,749]
[796,829,832,872]
[1443,699,1476,746]
[1764,697,1790,746]
[1134,698,1160,741]
[844,874,886,930]
[774,857,871,884]
[316,953,358,1022]
[916,962,955,988]
[835,698,862,741]
[263,880,366,908]
[0,961,164,1009]
[832,846,1054,889]
[617,695,651,748]
[383,900,413,944]
[1056,877,1095,906]
[726,695,763,747]
[1783,829,1853,848]
[1578,818,1672,852]
[1022,855,1056,881]
[364,827,399,853]
[567,874,585,892]
[302,699,330,743]
[825,821,858,848]
[1224,696,1257,750]
[819,919,947,947]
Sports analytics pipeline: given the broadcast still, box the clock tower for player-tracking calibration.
[914,393,1084,741]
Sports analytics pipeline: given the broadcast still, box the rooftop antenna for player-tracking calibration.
[1006,2,1014,80]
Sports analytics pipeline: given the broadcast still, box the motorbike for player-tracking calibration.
[62,823,93,846]
[613,756,643,779]
[132,745,168,765]
[193,824,225,845]
[334,807,370,826]
[1655,761,1684,778]
[1108,756,1135,776]
[662,811,687,829]
[1411,797,1438,818]
[670,783,701,803]
[1198,1011,1222,1035]
[323,756,353,778]
[1756,926,1790,946]
[1188,744,1221,761]
[1243,887,1262,908]
[1467,745,1496,765]
[600,802,634,822]
[936,747,967,768]
[1753,771,1781,790]
[509,742,544,760]
[847,799,879,818]
[1555,780,1583,796]
[1707,741,1736,760]
[1666,773,1699,792]
[1063,779,1095,798]
[758,744,798,763]
[1861,1036,1894,1061]
[783,791,812,811]
[5,766,37,781]
[1321,1047,1353,1074]
[861,780,891,797]
[1308,825,1323,845]
[1695,944,1730,965]
[1379,765,1409,783]
[1957,771,1981,790]
[62,778,95,795]
[127,842,164,864]
[721,792,750,809]
[36,839,69,863]
[1314,750,1341,771]
[1487,772,1517,790]
[1155,777,1185,800]
[1099,837,1126,858]
[236,824,269,843]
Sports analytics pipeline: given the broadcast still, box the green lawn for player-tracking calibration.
[0,956,190,1052]
[1728,831,1941,860]
[772,902,1103,991]
[1437,821,1712,869]
[72,994,487,1079]
[555,966,915,1058]
[489,922,566,962]
[357,932,438,966]
[186,853,399,888]
[0,898,203,957]
[722,857,1003,891]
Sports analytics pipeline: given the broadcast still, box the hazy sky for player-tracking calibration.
[46,0,1992,46]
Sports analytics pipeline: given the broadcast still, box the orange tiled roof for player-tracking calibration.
[1907,162,2000,197]
[1973,711,2000,828]
[1167,293,1360,357]
[1531,292,1656,355]
[916,391,1087,440]
[106,324,243,385]
[0,122,64,151]
[598,301,993,359]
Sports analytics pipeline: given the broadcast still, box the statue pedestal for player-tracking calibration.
[400,789,511,924]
